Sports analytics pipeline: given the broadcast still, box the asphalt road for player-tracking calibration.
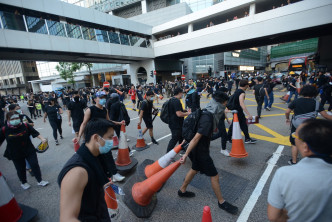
[0,90,296,222]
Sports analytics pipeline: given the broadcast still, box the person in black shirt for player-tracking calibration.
[287,75,299,103]
[191,83,204,112]
[227,80,256,144]
[109,93,122,138]
[27,99,37,120]
[264,78,276,111]
[178,92,238,215]
[136,85,144,110]
[44,98,63,145]
[58,119,113,222]
[285,85,332,165]
[0,111,49,190]
[68,91,87,137]
[166,87,190,153]
[253,77,266,118]
[138,90,159,145]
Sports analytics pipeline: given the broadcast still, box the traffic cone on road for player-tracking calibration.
[281,91,290,102]
[105,185,119,220]
[145,144,182,178]
[202,206,212,222]
[133,124,149,151]
[132,161,181,206]
[113,135,119,147]
[115,125,138,174]
[73,138,80,152]
[229,112,248,158]
[0,172,38,222]
[159,95,164,100]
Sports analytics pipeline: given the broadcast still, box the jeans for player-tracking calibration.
[167,128,183,153]
[211,119,227,150]
[12,152,42,183]
[264,92,274,109]
[255,96,264,117]
[227,111,250,141]
[49,119,62,140]
[287,91,298,103]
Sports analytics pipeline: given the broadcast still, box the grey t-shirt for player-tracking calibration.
[268,157,332,222]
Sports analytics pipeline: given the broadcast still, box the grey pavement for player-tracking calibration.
[0,90,295,222]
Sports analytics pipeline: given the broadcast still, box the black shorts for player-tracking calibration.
[73,121,82,133]
[132,99,136,104]
[143,116,153,129]
[189,152,218,177]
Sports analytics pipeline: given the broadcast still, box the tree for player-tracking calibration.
[78,63,94,87]
[56,62,81,89]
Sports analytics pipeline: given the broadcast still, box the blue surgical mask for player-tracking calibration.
[10,119,21,126]
[99,98,106,106]
[98,136,113,154]
[150,97,154,101]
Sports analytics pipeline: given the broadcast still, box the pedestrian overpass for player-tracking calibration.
[0,0,331,63]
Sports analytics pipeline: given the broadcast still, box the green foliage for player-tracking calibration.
[56,62,81,88]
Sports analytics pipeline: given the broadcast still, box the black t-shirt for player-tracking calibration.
[168,98,184,129]
[141,100,152,118]
[89,105,107,120]
[45,105,62,121]
[264,82,276,94]
[289,78,297,92]
[194,112,213,154]
[288,98,324,116]
[137,90,143,101]
[253,84,264,98]
[68,101,87,123]
[233,89,245,111]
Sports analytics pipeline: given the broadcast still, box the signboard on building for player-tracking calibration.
[239,66,254,71]
[171,72,181,76]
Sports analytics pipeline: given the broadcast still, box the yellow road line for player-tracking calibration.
[255,123,285,138]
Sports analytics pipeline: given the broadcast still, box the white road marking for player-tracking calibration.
[147,133,172,145]
[130,117,139,121]
[236,145,284,222]
[35,128,43,130]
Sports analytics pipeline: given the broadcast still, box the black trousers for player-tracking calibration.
[28,108,36,119]
[227,111,250,141]
[255,96,264,117]
[320,96,332,111]
[166,128,183,153]
[49,119,62,140]
[12,152,42,183]
[211,119,227,150]
[36,109,41,116]
[0,112,4,127]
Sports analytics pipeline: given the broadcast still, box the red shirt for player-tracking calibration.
[129,89,136,100]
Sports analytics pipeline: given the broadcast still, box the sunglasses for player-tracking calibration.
[291,132,303,141]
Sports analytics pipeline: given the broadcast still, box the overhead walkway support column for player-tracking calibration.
[249,3,256,16]
[188,23,193,33]
[142,0,147,14]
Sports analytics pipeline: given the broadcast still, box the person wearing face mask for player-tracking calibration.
[76,91,125,182]
[177,91,238,215]
[191,82,204,112]
[58,118,114,222]
[138,90,159,145]
[67,91,87,138]
[44,98,63,145]
[185,79,196,110]
[0,111,49,190]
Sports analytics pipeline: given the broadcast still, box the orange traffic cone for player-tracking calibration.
[105,185,119,220]
[229,112,248,158]
[73,138,80,152]
[133,124,149,151]
[132,161,181,206]
[281,91,290,102]
[202,206,212,222]
[0,172,38,222]
[159,95,163,100]
[113,135,119,147]
[115,125,138,174]
[145,144,182,178]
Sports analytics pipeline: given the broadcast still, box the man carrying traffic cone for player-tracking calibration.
[178,91,238,215]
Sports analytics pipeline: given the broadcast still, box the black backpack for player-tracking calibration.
[119,103,130,126]
[226,94,237,110]
[160,98,171,124]
[182,108,203,142]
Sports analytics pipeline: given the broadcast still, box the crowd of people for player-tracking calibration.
[0,69,332,221]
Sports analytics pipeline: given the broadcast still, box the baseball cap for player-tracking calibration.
[95,91,106,98]
[110,93,119,98]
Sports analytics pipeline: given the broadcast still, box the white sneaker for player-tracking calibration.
[220,149,230,157]
[127,138,130,142]
[112,173,125,182]
[37,180,49,187]
[21,183,31,190]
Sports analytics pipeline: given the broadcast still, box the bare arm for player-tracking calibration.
[320,110,332,121]
[176,111,190,118]
[67,110,72,126]
[43,112,48,123]
[239,93,252,118]
[58,108,63,114]
[138,110,144,125]
[285,108,292,124]
[267,204,288,222]
[180,133,203,164]
[60,167,88,222]
[77,108,91,140]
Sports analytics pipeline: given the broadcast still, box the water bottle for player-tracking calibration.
[110,184,125,195]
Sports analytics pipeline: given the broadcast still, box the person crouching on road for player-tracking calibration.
[58,118,114,222]
[0,111,49,190]
[178,91,238,215]
[138,90,159,145]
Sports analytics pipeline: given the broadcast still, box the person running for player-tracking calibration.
[128,85,137,111]
[58,118,113,222]
[43,98,63,145]
[177,92,238,215]
[285,85,332,165]
[76,91,125,182]
[67,91,87,138]
[253,77,266,118]
[166,87,190,153]
[0,111,49,190]
[227,80,257,144]
[138,90,159,145]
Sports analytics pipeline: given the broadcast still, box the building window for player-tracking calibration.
[47,20,67,37]
[65,23,83,39]
[0,10,26,31]
[25,16,48,34]
[82,27,96,40]
[10,78,14,85]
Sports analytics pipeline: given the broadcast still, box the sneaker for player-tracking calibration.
[60,135,64,139]
[178,190,195,198]
[55,140,59,145]
[21,183,31,190]
[245,139,257,144]
[266,107,271,111]
[37,180,49,187]
[288,159,297,165]
[220,149,230,157]
[218,201,238,215]
[151,138,159,145]
[129,150,136,157]
[227,140,232,143]
[112,173,125,182]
